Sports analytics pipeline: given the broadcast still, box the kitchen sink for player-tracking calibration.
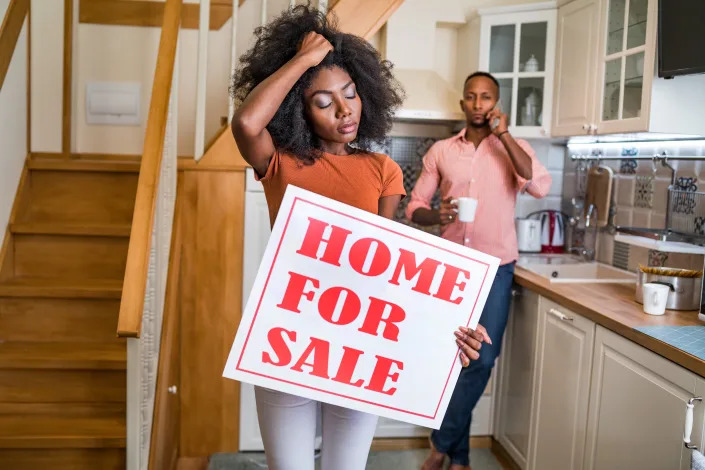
[517,253,582,266]
[518,260,637,283]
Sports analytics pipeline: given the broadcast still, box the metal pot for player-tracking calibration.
[635,270,702,310]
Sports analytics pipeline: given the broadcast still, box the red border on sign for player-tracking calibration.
[235,196,491,419]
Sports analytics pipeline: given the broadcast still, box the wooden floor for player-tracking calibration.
[0,156,138,469]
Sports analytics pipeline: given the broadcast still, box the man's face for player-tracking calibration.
[460,76,499,128]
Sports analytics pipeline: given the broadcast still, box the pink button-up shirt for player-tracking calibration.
[405,129,552,265]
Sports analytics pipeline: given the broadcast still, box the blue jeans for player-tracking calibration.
[431,262,515,466]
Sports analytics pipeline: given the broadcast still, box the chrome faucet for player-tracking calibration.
[570,203,599,262]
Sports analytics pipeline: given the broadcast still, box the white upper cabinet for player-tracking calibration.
[551,0,601,136]
[552,0,705,136]
[594,0,656,134]
[479,7,557,139]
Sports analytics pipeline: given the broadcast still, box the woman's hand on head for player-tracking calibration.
[296,32,334,68]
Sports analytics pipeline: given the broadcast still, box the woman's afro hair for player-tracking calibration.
[230,3,405,164]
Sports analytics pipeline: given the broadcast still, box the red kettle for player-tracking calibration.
[536,210,565,254]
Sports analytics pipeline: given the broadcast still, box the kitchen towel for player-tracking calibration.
[692,449,705,470]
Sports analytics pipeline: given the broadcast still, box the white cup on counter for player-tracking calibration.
[642,283,670,316]
[452,197,478,223]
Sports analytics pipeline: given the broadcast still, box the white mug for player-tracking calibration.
[451,197,478,223]
[642,283,670,316]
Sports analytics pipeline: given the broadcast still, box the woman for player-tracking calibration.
[230,5,490,469]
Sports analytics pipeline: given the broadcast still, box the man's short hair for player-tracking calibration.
[463,71,500,96]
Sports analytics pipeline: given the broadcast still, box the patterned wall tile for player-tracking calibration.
[415,138,436,158]
[619,159,637,174]
[634,175,654,208]
[390,137,418,164]
[648,250,669,267]
[675,177,698,192]
[695,216,705,235]
[389,136,440,235]
[619,147,638,175]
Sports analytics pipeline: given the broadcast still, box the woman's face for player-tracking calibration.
[304,66,362,146]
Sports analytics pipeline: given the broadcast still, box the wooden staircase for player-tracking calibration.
[0,156,138,469]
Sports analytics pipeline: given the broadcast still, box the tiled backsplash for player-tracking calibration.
[383,135,565,228]
[562,140,705,271]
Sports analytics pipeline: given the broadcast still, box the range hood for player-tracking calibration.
[394,69,465,122]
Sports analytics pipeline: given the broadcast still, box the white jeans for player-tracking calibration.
[255,386,379,470]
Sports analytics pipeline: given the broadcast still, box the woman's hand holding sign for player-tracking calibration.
[456,324,491,367]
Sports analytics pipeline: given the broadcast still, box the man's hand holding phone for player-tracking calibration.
[487,102,508,136]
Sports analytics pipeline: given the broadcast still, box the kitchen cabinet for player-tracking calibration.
[478,6,557,139]
[528,298,594,470]
[583,326,704,470]
[494,285,540,469]
[551,0,601,136]
[593,0,656,134]
[552,0,705,136]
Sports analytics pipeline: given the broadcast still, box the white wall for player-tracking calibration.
[30,0,63,152]
[433,25,458,87]
[384,0,465,71]
[31,0,274,156]
[0,6,28,234]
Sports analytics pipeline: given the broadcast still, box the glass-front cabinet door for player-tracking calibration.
[480,9,557,138]
[595,0,657,134]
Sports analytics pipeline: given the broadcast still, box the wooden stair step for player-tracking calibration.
[0,278,122,299]
[21,170,137,225]
[0,341,126,370]
[0,448,125,470]
[10,222,131,237]
[0,298,120,342]
[28,158,141,173]
[12,234,129,280]
[0,403,125,449]
[0,369,126,402]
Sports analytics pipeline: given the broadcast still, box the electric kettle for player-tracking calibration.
[515,218,542,253]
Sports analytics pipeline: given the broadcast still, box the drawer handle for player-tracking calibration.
[548,308,573,322]
[685,397,703,449]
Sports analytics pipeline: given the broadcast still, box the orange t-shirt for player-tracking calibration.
[257,150,406,225]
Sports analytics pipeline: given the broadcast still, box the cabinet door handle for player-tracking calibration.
[548,308,573,322]
[582,123,590,132]
[684,396,703,449]
[590,124,598,134]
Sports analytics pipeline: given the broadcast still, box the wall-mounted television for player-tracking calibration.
[658,0,705,78]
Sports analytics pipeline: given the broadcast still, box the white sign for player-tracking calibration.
[224,185,499,429]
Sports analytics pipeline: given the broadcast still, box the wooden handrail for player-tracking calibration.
[0,0,29,90]
[118,0,183,337]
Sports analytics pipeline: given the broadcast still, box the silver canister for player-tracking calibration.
[635,270,702,311]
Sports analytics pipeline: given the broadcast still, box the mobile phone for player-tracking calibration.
[490,102,502,130]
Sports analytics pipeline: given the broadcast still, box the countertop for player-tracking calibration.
[514,265,705,377]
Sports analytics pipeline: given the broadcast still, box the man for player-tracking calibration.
[409,71,552,470]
